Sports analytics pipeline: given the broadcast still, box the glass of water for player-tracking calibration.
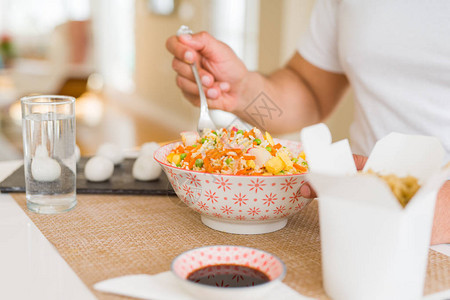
[21,95,77,214]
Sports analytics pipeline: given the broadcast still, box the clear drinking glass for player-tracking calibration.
[21,95,77,214]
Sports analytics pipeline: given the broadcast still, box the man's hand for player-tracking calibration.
[167,32,349,133]
[166,32,249,112]
[431,180,450,245]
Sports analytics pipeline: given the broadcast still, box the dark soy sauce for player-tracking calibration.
[187,264,270,287]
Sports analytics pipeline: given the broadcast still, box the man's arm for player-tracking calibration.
[431,181,450,245]
[234,52,349,133]
[167,33,348,134]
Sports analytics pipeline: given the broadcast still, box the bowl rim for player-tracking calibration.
[154,140,308,178]
[171,244,287,290]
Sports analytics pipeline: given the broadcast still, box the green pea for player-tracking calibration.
[195,159,204,168]
[201,138,207,144]
[254,138,261,145]
[180,153,187,160]
[237,130,243,134]
[302,161,308,166]
[225,158,232,165]
[266,146,272,152]
[192,144,197,148]
[176,163,182,167]
[292,158,298,163]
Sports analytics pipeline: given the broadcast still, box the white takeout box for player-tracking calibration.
[300,123,449,300]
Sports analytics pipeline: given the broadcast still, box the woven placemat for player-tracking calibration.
[12,194,450,300]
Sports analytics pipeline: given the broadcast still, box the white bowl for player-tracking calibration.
[154,139,311,234]
[171,245,286,300]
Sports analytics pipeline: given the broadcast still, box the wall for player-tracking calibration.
[134,0,211,132]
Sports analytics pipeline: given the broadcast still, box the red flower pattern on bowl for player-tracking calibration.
[154,139,311,234]
[171,245,286,300]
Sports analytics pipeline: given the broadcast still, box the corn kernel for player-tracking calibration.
[167,153,175,163]
[247,160,256,169]
[172,154,181,165]
[278,152,293,170]
[299,151,306,160]
[265,132,274,146]
[265,157,284,174]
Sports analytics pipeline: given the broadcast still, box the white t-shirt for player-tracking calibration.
[298,0,450,164]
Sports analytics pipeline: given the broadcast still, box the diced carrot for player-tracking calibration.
[204,157,211,172]
[210,149,221,159]
[243,155,256,160]
[189,155,200,169]
[236,169,247,175]
[174,145,184,153]
[243,130,256,138]
[232,149,243,155]
[188,160,195,169]
[293,163,308,173]
[185,153,192,161]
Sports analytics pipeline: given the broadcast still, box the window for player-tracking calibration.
[0,0,90,58]
[210,0,260,71]
[209,0,260,127]
[91,0,135,92]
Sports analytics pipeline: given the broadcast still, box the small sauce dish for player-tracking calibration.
[171,245,286,300]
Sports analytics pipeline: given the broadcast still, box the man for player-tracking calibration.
[166,0,450,244]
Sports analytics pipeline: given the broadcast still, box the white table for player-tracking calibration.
[0,160,449,300]
[0,160,96,300]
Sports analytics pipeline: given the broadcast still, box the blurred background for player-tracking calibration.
[0,0,353,161]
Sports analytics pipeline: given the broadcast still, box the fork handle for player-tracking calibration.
[191,62,209,115]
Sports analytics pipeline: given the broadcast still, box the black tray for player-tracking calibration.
[0,157,175,196]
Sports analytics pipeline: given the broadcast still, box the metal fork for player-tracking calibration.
[176,25,216,133]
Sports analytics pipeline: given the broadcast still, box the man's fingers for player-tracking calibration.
[176,76,224,103]
[353,154,368,171]
[177,31,221,60]
[176,74,223,99]
[205,86,220,99]
[168,32,219,65]
[300,183,316,199]
[172,58,215,87]
[166,35,197,64]
[219,81,231,92]
[176,75,202,96]
[182,91,224,109]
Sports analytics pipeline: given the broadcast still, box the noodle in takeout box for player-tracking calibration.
[300,123,449,300]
